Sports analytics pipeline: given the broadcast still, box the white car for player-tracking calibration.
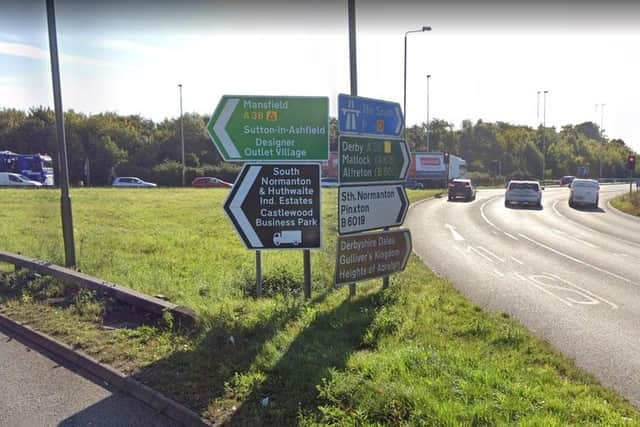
[112,177,157,188]
[505,180,542,208]
[569,178,599,208]
[0,172,43,187]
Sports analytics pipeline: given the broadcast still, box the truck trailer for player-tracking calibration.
[409,152,467,187]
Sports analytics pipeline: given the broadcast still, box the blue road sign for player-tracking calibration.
[338,94,404,137]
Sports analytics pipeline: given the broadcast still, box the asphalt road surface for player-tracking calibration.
[0,328,178,427]
[407,184,640,406]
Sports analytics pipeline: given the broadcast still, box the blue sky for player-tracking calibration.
[2,0,640,152]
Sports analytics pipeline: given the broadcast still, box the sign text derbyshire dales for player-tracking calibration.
[224,163,321,249]
[335,229,412,285]
[207,96,329,161]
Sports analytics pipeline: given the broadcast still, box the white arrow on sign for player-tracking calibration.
[338,184,409,234]
[399,141,410,181]
[227,165,262,247]
[212,98,241,158]
[394,105,403,135]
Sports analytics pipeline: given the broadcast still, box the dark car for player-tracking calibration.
[448,178,476,201]
[404,179,424,189]
[191,177,233,188]
[560,175,576,186]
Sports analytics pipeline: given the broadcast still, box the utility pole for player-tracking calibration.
[46,0,76,267]
[179,84,185,187]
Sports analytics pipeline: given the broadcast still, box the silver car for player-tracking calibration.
[505,180,542,208]
[112,177,157,188]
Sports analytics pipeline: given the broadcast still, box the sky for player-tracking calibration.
[1,0,640,151]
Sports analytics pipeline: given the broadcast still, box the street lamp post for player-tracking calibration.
[596,103,606,180]
[403,26,431,128]
[541,90,549,183]
[426,74,431,151]
[178,84,185,187]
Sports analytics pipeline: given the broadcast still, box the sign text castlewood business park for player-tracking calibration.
[207,96,329,161]
[224,163,321,250]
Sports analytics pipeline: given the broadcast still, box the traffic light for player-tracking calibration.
[443,151,450,164]
[628,155,636,170]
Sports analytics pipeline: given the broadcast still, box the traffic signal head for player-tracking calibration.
[443,151,450,164]
[628,155,636,170]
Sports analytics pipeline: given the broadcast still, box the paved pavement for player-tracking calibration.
[407,184,640,406]
[0,328,178,427]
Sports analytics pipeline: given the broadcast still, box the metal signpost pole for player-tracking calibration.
[256,250,262,297]
[46,0,76,268]
[304,250,311,299]
[348,0,357,297]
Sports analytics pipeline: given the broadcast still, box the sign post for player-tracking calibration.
[338,94,404,137]
[338,184,408,235]
[207,96,329,162]
[224,163,321,250]
[338,135,410,185]
[335,229,412,286]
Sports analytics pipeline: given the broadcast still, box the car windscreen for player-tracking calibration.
[573,182,598,188]
[509,183,539,190]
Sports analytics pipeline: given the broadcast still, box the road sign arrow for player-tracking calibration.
[224,163,321,250]
[338,94,404,137]
[338,184,409,234]
[207,95,329,162]
[339,135,411,184]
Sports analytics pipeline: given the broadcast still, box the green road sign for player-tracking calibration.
[338,135,410,184]
[207,96,329,161]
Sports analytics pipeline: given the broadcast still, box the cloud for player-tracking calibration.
[101,39,164,57]
[0,41,129,69]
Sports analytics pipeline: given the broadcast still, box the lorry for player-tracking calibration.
[0,151,54,186]
[409,152,467,187]
[273,230,302,246]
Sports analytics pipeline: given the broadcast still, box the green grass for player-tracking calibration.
[611,192,640,217]
[1,187,639,425]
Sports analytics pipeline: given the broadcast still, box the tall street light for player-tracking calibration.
[403,26,431,129]
[46,0,76,267]
[426,74,431,151]
[541,90,549,182]
[596,103,606,180]
[178,84,185,187]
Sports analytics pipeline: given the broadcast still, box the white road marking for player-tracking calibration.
[468,246,494,263]
[503,232,519,241]
[477,246,505,262]
[480,197,501,231]
[493,269,505,277]
[518,233,640,287]
[552,200,640,249]
[544,272,618,309]
[510,256,524,265]
[552,229,599,248]
[445,223,465,241]
[514,272,573,307]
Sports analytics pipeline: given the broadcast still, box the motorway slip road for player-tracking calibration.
[407,184,640,407]
[0,328,177,427]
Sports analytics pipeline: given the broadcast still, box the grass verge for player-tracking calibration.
[1,187,638,425]
[611,192,640,217]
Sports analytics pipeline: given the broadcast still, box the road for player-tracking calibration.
[406,184,640,406]
[0,328,178,427]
